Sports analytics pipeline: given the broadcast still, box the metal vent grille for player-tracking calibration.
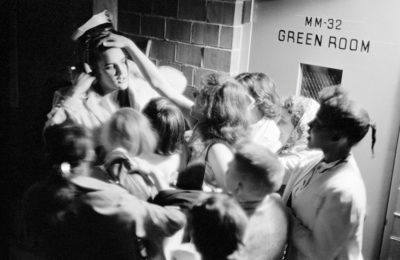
[300,64,343,100]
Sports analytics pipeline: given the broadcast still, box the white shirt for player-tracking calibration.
[283,154,366,260]
[250,118,282,152]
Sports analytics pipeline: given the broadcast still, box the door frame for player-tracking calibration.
[380,125,400,259]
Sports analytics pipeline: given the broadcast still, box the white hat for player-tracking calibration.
[71,10,114,41]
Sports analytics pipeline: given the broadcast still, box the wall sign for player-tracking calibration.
[277,16,370,53]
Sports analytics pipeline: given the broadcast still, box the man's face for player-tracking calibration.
[97,48,129,93]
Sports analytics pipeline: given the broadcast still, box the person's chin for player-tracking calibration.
[117,82,129,90]
[307,138,314,149]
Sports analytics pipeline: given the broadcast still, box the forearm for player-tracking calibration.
[82,188,186,238]
[124,41,193,111]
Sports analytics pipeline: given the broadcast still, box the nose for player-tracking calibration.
[115,63,128,77]
[115,64,122,76]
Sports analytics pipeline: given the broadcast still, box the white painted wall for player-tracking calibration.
[250,0,400,259]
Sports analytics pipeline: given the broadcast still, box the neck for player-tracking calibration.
[238,194,266,216]
[97,81,117,96]
[323,146,351,163]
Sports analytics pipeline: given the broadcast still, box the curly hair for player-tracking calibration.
[235,72,281,119]
[278,96,320,154]
[196,73,250,145]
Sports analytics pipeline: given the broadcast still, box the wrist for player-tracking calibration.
[126,40,138,52]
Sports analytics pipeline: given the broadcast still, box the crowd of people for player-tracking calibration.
[20,11,377,260]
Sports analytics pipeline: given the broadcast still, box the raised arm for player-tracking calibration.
[80,183,186,238]
[100,33,194,114]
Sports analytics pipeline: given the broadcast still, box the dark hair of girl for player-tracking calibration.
[142,97,185,155]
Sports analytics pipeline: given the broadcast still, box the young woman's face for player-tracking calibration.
[277,109,294,145]
[97,48,129,93]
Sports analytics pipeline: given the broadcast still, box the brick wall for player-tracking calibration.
[118,0,253,93]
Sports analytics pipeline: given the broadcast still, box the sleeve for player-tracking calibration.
[290,189,360,259]
[80,188,186,238]
[279,153,301,184]
[46,90,85,126]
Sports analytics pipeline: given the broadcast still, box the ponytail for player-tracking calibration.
[370,122,377,157]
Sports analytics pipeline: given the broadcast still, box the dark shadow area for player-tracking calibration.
[4,1,93,258]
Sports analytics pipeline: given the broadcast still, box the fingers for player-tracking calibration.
[71,72,96,95]
[96,37,109,47]
[96,33,116,47]
[97,33,131,49]
[83,63,92,74]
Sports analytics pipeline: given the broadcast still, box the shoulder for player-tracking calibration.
[290,151,324,178]
[207,142,233,161]
[208,142,232,153]
[321,166,366,213]
[326,156,366,196]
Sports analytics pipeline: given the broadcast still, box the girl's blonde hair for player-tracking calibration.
[101,108,157,156]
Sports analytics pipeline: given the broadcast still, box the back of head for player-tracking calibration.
[234,140,284,196]
[317,86,376,150]
[143,97,185,155]
[101,107,158,156]
[190,194,248,260]
[197,73,250,144]
[235,72,281,119]
[43,123,93,168]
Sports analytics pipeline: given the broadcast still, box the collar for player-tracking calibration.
[316,154,350,175]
